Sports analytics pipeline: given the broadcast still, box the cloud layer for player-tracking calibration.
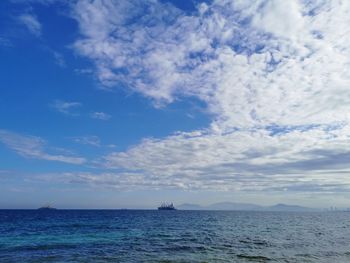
[27,0,349,193]
[0,130,85,164]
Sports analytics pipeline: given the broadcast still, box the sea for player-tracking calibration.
[1,210,350,262]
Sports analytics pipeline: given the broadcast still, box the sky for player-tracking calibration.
[1,0,350,209]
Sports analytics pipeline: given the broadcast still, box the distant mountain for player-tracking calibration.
[264,203,316,212]
[177,202,317,212]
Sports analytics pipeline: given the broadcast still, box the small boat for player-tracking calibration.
[38,205,57,210]
[158,202,176,210]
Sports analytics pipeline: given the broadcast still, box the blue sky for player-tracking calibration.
[1,0,350,209]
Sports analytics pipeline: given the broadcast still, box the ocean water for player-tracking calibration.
[1,210,350,262]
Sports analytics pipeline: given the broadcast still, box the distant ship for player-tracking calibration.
[38,205,57,211]
[158,203,176,210]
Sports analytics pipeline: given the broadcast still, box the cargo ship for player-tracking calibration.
[37,205,57,211]
[158,203,176,210]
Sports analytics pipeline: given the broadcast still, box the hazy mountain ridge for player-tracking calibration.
[177,202,318,211]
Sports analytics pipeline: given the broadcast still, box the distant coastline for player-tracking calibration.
[2,202,346,211]
[176,202,321,212]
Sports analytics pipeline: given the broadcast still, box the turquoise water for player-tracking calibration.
[1,210,350,262]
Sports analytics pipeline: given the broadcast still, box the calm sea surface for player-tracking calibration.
[1,210,350,262]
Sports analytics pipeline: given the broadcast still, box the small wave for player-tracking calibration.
[237,254,271,261]
[166,244,208,252]
[239,239,269,246]
[8,244,77,252]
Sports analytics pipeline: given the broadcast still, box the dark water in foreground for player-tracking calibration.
[1,210,350,262]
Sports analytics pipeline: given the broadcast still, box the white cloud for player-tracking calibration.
[90,111,111,120]
[251,0,304,40]
[51,100,82,116]
[0,37,12,47]
[52,51,66,67]
[18,13,42,37]
[95,124,350,192]
[71,135,101,147]
[70,0,350,193]
[72,0,350,130]
[0,130,86,164]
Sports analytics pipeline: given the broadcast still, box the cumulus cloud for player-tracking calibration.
[0,130,86,164]
[51,100,82,116]
[70,0,350,193]
[90,111,111,120]
[18,13,42,37]
[72,0,350,130]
